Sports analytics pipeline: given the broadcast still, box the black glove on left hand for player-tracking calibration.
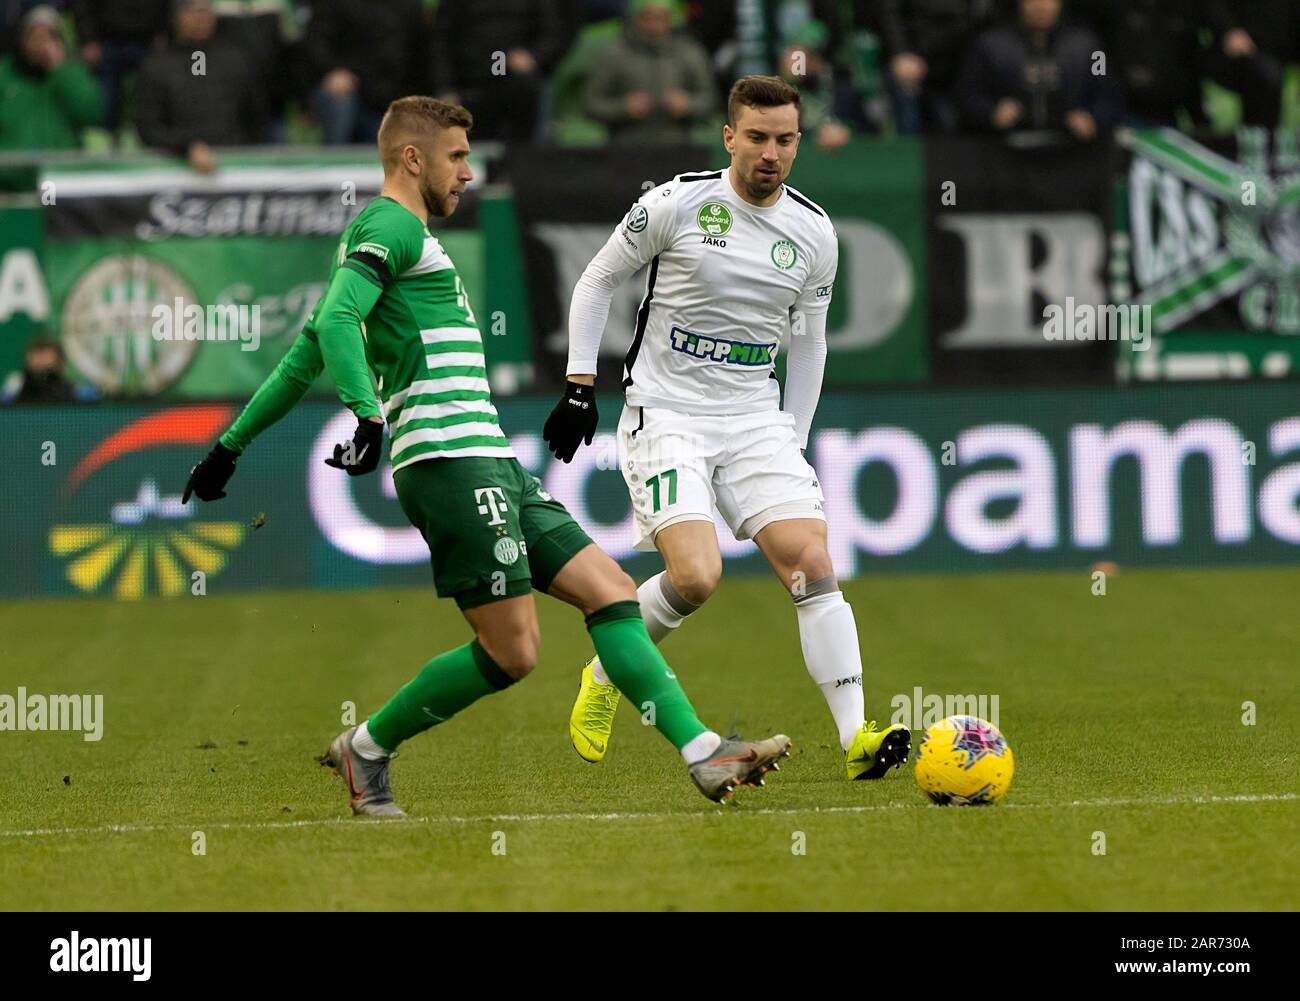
[542,380,598,463]
[324,417,384,476]
[183,443,238,503]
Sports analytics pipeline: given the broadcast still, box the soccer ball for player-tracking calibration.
[914,715,1014,805]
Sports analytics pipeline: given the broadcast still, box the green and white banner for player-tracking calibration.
[1,150,510,398]
[1115,127,1300,381]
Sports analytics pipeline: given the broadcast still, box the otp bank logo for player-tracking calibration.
[49,406,247,599]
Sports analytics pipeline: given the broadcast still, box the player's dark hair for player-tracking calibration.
[379,97,473,167]
[726,75,801,128]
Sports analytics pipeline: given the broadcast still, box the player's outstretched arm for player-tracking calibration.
[182,332,325,504]
[544,183,677,462]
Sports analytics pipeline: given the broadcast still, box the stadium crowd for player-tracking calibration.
[0,0,1295,167]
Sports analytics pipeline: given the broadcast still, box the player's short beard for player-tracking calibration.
[744,165,782,200]
[421,176,450,218]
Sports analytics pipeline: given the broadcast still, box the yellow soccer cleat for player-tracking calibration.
[845,720,912,780]
[569,659,621,763]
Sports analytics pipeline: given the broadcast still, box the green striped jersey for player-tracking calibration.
[312,195,514,470]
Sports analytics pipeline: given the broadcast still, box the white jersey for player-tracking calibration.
[568,169,838,423]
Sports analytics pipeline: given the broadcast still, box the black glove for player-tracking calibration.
[324,417,384,476]
[183,443,238,503]
[542,380,598,463]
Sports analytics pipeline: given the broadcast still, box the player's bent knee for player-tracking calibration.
[608,565,637,602]
[795,543,835,584]
[479,624,541,679]
[668,562,720,606]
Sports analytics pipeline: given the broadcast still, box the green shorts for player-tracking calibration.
[393,456,594,610]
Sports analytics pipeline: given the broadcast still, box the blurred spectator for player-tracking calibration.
[306,0,427,145]
[0,4,101,149]
[72,0,167,138]
[584,0,714,144]
[1,337,96,404]
[778,19,850,149]
[876,0,1001,133]
[3,1,54,55]
[213,0,303,142]
[958,0,1121,139]
[135,0,265,171]
[430,0,573,142]
[1078,0,1206,128]
[1203,0,1298,129]
[688,0,844,95]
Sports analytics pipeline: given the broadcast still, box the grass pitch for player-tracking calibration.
[2,566,1297,911]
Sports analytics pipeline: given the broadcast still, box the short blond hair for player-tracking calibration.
[378,96,473,170]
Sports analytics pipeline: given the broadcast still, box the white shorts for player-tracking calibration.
[617,404,825,553]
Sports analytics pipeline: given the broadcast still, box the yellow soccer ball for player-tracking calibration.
[915,715,1014,805]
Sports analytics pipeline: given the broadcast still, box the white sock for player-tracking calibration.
[589,571,696,686]
[352,721,390,761]
[680,730,722,765]
[794,585,866,750]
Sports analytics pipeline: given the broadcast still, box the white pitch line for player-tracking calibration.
[0,793,1294,841]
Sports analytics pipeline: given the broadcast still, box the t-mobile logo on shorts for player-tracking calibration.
[475,487,508,526]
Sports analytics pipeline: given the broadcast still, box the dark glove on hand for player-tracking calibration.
[324,417,384,476]
[183,443,238,503]
[542,380,598,463]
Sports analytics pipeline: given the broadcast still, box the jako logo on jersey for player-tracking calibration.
[771,239,798,270]
[697,202,732,236]
[475,486,508,525]
[669,326,773,365]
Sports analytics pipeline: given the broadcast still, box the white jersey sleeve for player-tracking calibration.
[783,223,838,445]
[783,308,827,449]
[794,220,838,315]
[566,183,680,376]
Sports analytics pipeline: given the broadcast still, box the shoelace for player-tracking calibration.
[584,684,620,729]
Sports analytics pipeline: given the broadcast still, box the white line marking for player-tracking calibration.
[0,793,1293,840]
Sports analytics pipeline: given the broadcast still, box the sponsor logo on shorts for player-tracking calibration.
[475,486,508,526]
[669,325,773,366]
[815,284,831,298]
[493,537,521,565]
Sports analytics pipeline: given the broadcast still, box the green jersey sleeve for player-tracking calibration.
[219,333,325,454]
[310,201,427,418]
[338,199,427,288]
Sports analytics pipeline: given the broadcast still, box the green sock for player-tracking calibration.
[585,601,708,750]
[367,639,514,752]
